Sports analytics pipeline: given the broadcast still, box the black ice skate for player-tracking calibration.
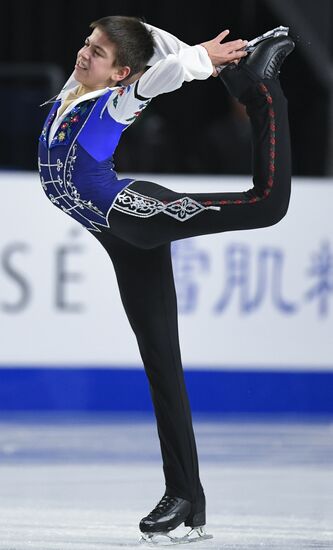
[139,494,213,545]
[241,35,295,80]
[219,35,295,99]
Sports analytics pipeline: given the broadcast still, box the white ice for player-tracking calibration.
[0,415,332,549]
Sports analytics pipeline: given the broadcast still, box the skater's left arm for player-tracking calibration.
[144,23,192,65]
[136,44,214,98]
[136,29,248,97]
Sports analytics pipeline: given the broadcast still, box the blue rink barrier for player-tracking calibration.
[0,367,332,414]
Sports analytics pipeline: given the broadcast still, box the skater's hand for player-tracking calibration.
[200,30,248,76]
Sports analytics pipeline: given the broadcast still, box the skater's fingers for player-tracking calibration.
[215,29,230,43]
[201,36,247,67]
[227,49,248,60]
[234,49,248,57]
[224,39,248,50]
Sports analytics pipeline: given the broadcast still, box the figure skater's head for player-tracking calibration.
[74,16,155,90]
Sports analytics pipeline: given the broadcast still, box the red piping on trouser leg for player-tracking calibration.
[198,82,276,211]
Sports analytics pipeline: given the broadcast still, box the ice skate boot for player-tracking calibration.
[219,35,295,100]
[139,494,213,545]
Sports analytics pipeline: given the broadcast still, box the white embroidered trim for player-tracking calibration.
[112,187,206,222]
[65,143,104,216]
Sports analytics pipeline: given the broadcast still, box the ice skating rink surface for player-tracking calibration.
[0,415,332,549]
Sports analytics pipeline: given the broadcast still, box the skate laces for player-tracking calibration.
[147,496,179,519]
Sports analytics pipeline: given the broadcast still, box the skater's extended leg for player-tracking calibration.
[105,37,294,250]
[92,230,205,513]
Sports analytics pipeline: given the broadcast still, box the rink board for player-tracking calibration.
[0,173,332,413]
[0,367,332,413]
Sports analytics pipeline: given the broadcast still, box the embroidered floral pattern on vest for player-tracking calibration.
[50,101,92,146]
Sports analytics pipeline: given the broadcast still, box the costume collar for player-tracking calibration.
[40,72,123,107]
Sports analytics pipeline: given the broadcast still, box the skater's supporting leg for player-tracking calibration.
[92,230,204,507]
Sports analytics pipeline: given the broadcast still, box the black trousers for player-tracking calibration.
[91,79,291,505]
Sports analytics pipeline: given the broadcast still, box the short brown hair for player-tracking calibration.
[90,16,155,75]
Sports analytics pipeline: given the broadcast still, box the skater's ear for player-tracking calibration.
[109,65,131,83]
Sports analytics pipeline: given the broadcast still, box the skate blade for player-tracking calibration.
[245,25,290,52]
[173,526,213,544]
[140,526,213,546]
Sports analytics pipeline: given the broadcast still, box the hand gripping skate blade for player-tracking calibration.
[216,25,289,74]
[139,526,213,545]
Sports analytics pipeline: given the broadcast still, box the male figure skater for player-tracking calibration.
[38,17,294,543]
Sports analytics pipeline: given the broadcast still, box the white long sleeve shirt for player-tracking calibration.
[138,23,213,97]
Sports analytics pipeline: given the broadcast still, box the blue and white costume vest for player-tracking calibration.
[38,83,150,233]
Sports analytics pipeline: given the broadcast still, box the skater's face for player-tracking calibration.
[74,27,130,90]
